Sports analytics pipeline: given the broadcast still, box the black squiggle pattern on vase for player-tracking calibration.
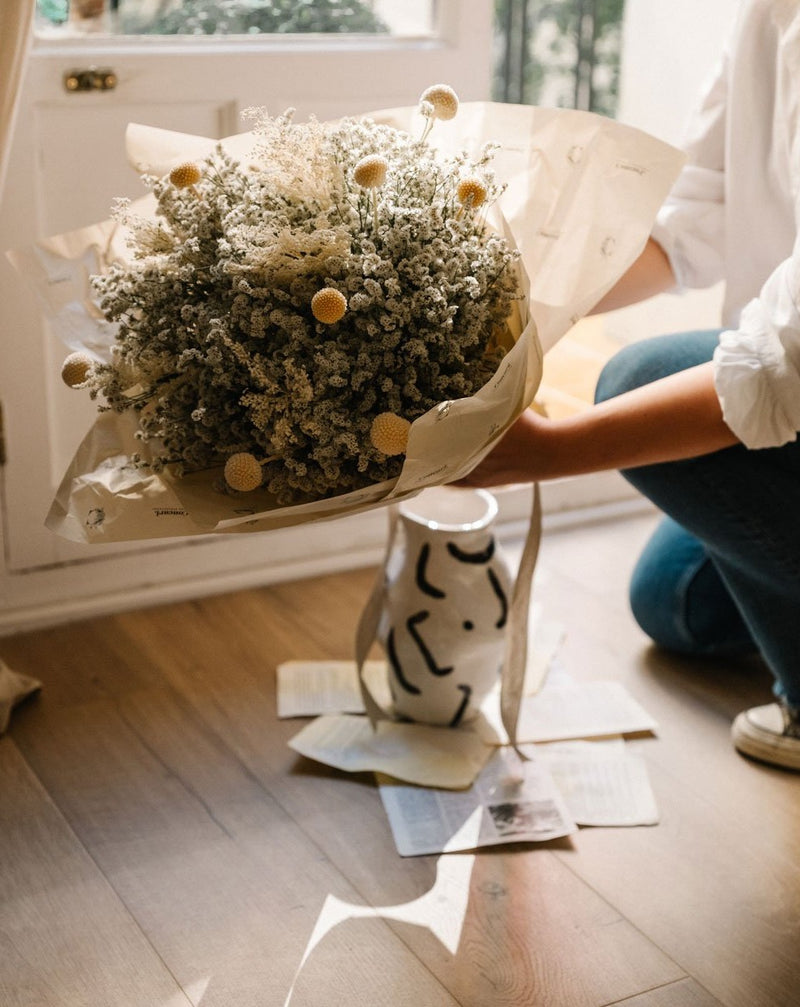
[416,542,446,599]
[407,610,454,676]
[449,684,473,728]
[387,537,509,723]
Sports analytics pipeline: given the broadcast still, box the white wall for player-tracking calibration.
[598,0,740,344]
[618,0,739,144]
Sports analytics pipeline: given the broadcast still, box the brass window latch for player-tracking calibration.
[63,68,118,93]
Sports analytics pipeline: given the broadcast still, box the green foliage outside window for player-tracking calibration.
[36,0,389,34]
[121,0,389,35]
[494,0,626,117]
[37,0,68,23]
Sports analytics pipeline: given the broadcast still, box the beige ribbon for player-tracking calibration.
[355,484,542,753]
[355,504,399,727]
[500,482,542,757]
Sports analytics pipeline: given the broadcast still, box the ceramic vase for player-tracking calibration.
[378,486,513,727]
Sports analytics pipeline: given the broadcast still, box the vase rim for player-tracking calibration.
[399,486,498,532]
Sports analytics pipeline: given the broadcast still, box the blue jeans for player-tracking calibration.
[595,330,800,708]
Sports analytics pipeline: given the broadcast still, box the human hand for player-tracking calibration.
[458,360,739,490]
[457,408,553,488]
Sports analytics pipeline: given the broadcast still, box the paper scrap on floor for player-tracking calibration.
[276,660,391,718]
[0,659,42,734]
[377,738,659,855]
[475,670,658,746]
[288,713,492,790]
[534,738,659,826]
[377,746,577,856]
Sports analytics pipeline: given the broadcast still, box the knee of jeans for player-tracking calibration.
[594,343,650,404]
[596,331,722,406]
[628,546,698,654]
[629,544,757,657]
[629,561,683,652]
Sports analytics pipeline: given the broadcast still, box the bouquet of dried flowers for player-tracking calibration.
[62,86,521,507]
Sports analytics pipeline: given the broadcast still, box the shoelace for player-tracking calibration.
[780,701,800,739]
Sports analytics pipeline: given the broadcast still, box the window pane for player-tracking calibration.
[493,0,626,117]
[35,1,436,38]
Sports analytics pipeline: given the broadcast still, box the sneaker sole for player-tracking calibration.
[732,714,800,771]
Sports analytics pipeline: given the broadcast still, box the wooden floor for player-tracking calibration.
[2,509,799,1007]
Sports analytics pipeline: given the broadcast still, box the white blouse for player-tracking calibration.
[650,0,800,448]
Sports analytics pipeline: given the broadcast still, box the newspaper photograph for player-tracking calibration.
[377,746,577,856]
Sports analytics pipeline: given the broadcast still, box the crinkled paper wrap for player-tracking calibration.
[11,103,684,544]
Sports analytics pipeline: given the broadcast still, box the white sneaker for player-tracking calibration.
[731,701,800,771]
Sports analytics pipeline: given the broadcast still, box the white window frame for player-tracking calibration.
[1,0,501,634]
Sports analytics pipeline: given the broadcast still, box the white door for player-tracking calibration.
[0,1,493,627]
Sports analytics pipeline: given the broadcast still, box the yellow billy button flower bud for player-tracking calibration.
[353,154,388,190]
[457,176,488,211]
[354,154,388,231]
[311,287,347,325]
[61,351,94,388]
[224,452,263,492]
[370,412,411,456]
[169,162,202,189]
[419,84,459,122]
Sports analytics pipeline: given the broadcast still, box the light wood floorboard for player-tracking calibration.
[2,511,799,1006]
[0,740,192,1006]
[602,977,723,1006]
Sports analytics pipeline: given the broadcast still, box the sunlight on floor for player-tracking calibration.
[282,852,476,1006]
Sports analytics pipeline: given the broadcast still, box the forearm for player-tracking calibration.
[533,361,739,479]
[460,361,740,488]
[591,237,676,314]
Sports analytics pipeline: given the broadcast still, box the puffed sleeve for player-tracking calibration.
[713,246,800,448]
[650,55,728,291]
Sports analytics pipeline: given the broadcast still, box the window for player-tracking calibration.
[494,0,626,117]
[35,1,436,38]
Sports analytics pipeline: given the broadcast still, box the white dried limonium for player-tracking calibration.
[81,95,521,504]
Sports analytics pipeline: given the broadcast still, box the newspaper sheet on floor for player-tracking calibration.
[378,737,659,856]
[280,632,660,827]
[287,713,492,790]
[276,660,391,719]
[533,738,659,826]
[377,746,577,856]
[475,664,658,745]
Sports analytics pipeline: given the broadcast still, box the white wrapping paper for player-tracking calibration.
[9,103,684,544]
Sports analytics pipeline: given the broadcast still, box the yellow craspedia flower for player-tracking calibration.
[169,162,202,189]
[354,155,388,231]
[419,84,459,121]
[353,154,388,190]
[311,287,347,324]
[457,176,488,210]
[61,351,94,388]
[370,412,411,456]
[224,452,263,492]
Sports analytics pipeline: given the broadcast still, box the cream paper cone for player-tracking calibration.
[9,103,684,544]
